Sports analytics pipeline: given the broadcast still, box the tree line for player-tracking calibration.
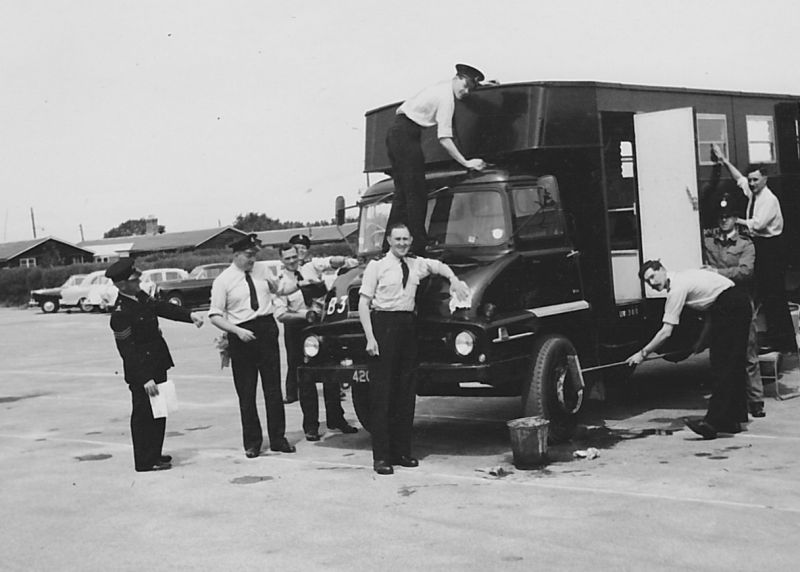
[103,212,357,238]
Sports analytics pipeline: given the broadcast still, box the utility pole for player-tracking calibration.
[30,208,37,239]
[79,224,85,242]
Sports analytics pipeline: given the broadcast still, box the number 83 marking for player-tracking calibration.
[326,295,348,315]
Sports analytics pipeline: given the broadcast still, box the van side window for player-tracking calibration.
[511,176,565,242]
[697,114,728,165]
[746,115,776,163]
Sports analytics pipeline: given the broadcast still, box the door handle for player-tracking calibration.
[685,185,698,211]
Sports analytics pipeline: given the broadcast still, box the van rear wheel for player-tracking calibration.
[351,383,371,432]
[522,334,584,443]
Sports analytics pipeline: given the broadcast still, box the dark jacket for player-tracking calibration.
[110,291,193,386]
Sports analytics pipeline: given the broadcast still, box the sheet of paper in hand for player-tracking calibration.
[148,380,179,419]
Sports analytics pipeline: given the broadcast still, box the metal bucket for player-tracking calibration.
[507,416,549,469]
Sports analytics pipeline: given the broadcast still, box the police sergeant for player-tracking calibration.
[358,223,470,474]
[208,234,295,458]
[105,258,204,472]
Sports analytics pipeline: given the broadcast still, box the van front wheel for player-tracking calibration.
[522,334,583,443]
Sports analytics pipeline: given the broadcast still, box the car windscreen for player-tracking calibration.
[426,190,508,247]
[357,189,509,254]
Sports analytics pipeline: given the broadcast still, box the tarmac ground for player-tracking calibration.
[2,307,800,571]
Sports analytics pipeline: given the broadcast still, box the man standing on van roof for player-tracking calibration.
[384,64,489,255]
[713,144,797,353]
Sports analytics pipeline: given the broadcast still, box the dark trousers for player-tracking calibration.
[706,287,750,429]
[367,311,418,461]
[284,323,346,432]
[129,372,167,470]
[753,235,797,351]
[384,114,428,255]
[228,316,285,452]
[283,323,302,402]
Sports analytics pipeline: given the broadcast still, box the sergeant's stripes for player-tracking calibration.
[113,327,132,340]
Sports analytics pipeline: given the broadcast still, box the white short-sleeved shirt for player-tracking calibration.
[359,253,452,312]
[736,177,783,237]
[208,263,276,325]
[299,256,333,282]
[661,269,734,325]
[273,268,307,321]
[396,80,456,140]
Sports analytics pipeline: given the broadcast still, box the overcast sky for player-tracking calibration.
[2,0,798,243]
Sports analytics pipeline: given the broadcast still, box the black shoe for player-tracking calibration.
[328,422,358,434]
[159,455,172,463]
[136,461,172,472]
[305,431,321,442]
[684,419,718,440]
[715,423,743,434]
[391,455,419,468]
[245,448,260,459]
[749,401,766,418]
[270,439,296,453]
[373,460,394,475]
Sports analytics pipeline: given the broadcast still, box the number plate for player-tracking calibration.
[351,369,370,384]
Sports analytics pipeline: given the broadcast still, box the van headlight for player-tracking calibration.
[303,335,320,358]
[454,330,476,356]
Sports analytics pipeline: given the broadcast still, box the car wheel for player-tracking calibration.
[166,293,183,306]
[78,298,93,313]
[41,299,59,313]
[521,334,583,444]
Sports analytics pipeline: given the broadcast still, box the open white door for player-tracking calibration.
[634,107,702,298]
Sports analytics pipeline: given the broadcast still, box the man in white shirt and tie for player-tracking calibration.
[359,223,469,474]
[208,234,295,458]
[713,144,796,353]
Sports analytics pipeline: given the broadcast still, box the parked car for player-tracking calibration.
[87,267,190,311]
[60,270,113,313]
[28,274,87,313]
[155,263,230,308]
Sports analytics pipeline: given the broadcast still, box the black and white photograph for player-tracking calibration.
[2,1,800,570]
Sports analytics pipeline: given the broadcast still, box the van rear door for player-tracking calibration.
[634,107,702,298]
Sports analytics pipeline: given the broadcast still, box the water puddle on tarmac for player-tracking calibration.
[75,454,112,462]
[230,475,274,485]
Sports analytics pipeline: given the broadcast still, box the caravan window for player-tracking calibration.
[696,114,728,166]
[746,115,776,163]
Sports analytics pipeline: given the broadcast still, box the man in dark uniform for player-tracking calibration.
[384,64,488,255]
[358,223,469,474]
[702,195,765,418]
[208,234,295,458]
[626,260,750,440]
[106,258,204,472]
[274,243,358,441]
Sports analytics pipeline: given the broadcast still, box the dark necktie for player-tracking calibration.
[294,270,303,282]
[244,271,258,311]
[748,194,756,219]
[400,257,409,288]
